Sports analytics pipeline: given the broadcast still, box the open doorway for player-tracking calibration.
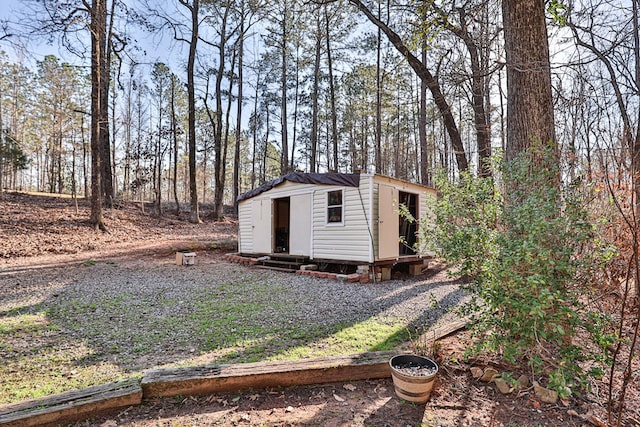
[273,197,290,253]
[398,191,418,256]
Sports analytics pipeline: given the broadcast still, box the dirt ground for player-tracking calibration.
[0,191,633,426]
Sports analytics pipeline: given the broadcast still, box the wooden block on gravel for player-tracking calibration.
[142,351,402,398]
[0,379,142,427]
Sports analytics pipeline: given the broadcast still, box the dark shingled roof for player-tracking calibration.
[237,172,361,202]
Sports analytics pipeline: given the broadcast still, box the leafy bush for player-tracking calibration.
[423,148,613,396]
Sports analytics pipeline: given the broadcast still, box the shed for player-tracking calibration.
[237,172,436,274]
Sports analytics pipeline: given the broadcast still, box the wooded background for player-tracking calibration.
[0,0,636,221]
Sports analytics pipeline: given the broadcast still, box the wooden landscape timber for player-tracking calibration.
[0,321,466,426]
[0,379,142,427]
[142,351,398,398]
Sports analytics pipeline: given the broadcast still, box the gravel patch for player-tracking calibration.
[0,254,466,403]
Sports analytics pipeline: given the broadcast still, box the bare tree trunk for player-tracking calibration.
[217,47,237,220]
[81,114,88,197]
[233,5,245,214]
[123,74,132,199]
[89,0,107,231]
[56,129,63,193]
[201,140,207,205]
[633,0,640,216]
[279,2,289,174]
[419,41,429,185]
[0,86,4,191]
[170,75,180,215]
[213,3,231,221]
[431,4,493,177]
[310,15,321,174]
[456,9,491,177]
[110,75,118,198]
[71,138,79,213]
[182,0,201,223]
[203,74,215,206]
[375,0,382,174]
[263,107,270,183]
[290,41,301,171]
[153,71,164,216]
[349,0,468,173]
[325,6,338,172]
[251,70,260,189]
[100,0,116,208]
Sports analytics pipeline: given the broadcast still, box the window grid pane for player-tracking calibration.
[327,190,343,223]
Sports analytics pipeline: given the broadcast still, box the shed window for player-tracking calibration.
[327,190,343,223]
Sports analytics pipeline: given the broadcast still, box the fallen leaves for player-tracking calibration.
[470,366,484,379]
[0,192,238,259]
[479,367,498,382]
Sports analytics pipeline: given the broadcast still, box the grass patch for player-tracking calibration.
[0,312,125,403]
[0,312,54,335]
[272,318,409,360]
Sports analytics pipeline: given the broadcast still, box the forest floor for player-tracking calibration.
[0,191,635,426]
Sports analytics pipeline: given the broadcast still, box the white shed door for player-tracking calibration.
[378,184,399,260]
[252,199,272,253]
[289,193,311,256]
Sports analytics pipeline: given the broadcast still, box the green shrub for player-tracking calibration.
[422,148,612,395]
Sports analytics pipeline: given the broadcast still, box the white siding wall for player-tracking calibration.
[238,181,318,255]
[238,200,253,253]
[289,193,312,256]
[372,175,437,260]
[373,183,380,259]
[311,176,374,263]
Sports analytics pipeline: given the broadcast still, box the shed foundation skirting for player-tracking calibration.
[225,253,430,282]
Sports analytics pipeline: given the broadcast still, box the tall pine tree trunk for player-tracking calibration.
[90,0,107,231]
[502,0,556,163]
[419,42,429,185]
[325,6,338,172]
[233,7,245,214]
[101,0,115,207]
[375,1,382,174]
[633,0,640,216]
[251,68,260,189]
[310,15,321,174]
[279,3,289,174]
[185,0,200,223]
[171,75,180,215]
[217,45,236,220]
[213,3,231,221]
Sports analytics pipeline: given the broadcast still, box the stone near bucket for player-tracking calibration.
[389,354,438,403]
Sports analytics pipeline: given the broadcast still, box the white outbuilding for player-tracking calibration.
[236,172,436,277]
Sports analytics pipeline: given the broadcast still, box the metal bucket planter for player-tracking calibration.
[389,354,438,403]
